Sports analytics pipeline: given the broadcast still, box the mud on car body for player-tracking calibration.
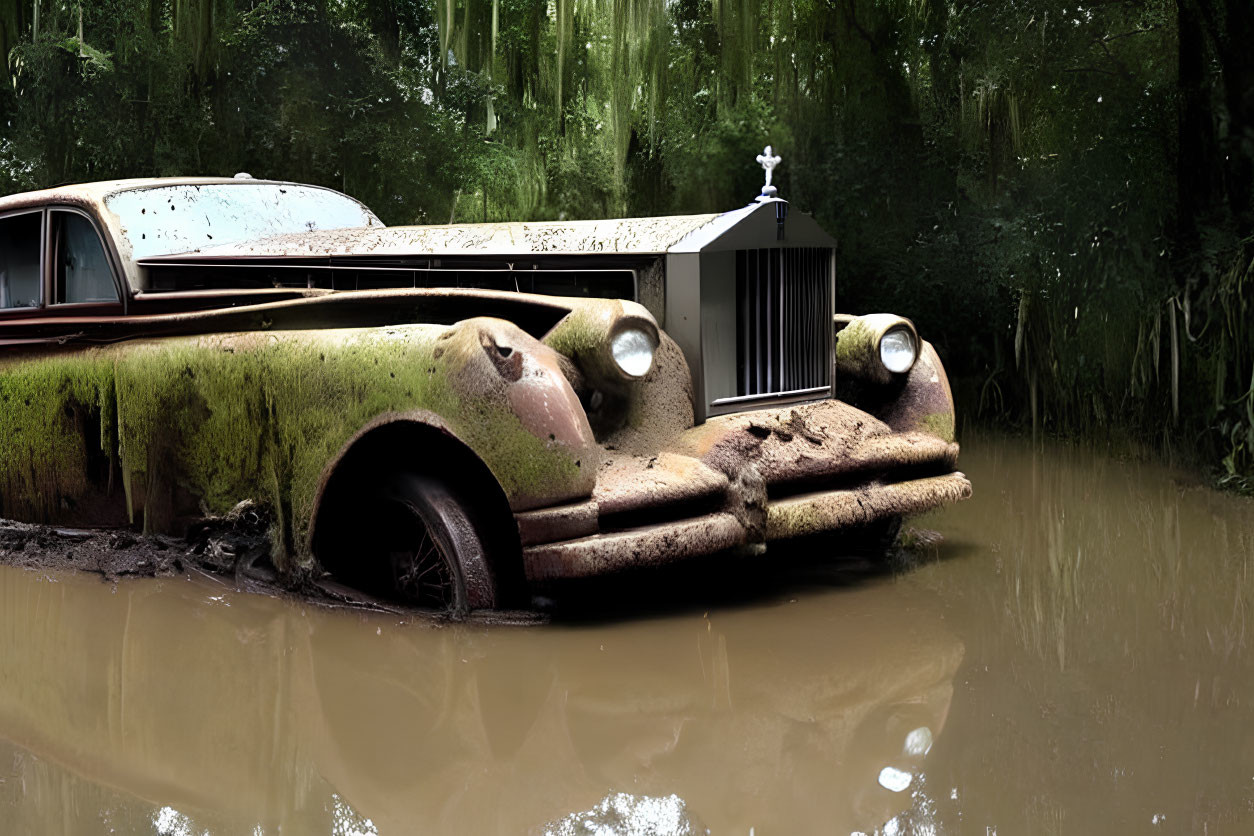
[0,167,970,613]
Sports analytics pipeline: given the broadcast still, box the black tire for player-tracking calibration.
[365,473,499,614]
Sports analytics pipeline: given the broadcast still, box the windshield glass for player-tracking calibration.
[105,182,382,260]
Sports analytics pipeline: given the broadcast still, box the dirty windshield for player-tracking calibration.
[105,183,382,260]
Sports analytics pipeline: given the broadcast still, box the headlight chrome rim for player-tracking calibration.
[879,327,918,375]
[610,324,658,379]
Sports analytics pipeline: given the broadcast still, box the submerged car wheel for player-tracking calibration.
[366,474,498,614]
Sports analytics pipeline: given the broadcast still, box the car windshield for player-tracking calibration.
[105,182,382,260]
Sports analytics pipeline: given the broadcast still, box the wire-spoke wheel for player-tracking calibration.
[388,528,456,609]
[370,474,498,615]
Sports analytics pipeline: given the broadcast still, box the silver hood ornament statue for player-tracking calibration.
[755,145,782,201]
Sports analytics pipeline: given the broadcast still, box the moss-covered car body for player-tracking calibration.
[0,177,969,606]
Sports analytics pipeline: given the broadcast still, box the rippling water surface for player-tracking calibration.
[1,436,1252,835]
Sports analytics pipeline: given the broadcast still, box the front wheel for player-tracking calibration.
[362,474,500,614]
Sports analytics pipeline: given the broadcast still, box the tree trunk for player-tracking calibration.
[1175,0,1219,261]
[1217,0,1254,233]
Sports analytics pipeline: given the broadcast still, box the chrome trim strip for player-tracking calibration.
[710,385,831,408]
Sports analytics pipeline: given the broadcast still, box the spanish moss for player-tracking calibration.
[0,0,1250,488]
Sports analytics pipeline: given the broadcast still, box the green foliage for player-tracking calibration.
[0,0,1251,485]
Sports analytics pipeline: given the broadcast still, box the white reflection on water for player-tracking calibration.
[331,793,378,836]
[870,771,942,836]
[543,792,699,836]
[878,766,914,793]
[904,726,933,756]
[153,806,206,836]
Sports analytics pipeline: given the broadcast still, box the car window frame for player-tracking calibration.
[47,206,127,312]
[0,207,48,318]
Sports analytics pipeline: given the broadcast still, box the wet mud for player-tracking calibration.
[0,520,186,581]
[0,504,287,588]
[0,434,1252,835]
[0,502,448,615]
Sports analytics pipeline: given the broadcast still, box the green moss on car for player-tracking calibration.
[0,322,593,569]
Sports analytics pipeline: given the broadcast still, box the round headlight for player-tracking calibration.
[879,327,917,374]
[610,327,657,378]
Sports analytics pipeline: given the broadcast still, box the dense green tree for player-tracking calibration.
[0,0,1249,486]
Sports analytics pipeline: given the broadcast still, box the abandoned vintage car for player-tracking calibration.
[0,155,970,612]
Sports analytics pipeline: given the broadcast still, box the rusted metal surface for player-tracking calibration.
[156,214,725,260]
[873,341,959,442]
[521,470,973,581]
[765,472,973,539]
[672,400,959,488]
[514,500,599,547]
[522,512,746,581]
[596,333,696,454]
[592,453,728,517]
[0,287,609,350]
[516,393,972,579]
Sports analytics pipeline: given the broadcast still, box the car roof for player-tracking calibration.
[0,176,326,215]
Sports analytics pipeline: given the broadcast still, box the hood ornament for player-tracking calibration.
[755,145,781,201]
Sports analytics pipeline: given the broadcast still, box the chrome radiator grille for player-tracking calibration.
[735,247,833,398]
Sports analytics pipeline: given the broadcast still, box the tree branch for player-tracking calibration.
[1099,25,1163,44]
[839,0,879,56]
[1062,67,1122,77]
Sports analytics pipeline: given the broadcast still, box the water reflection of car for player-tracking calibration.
[0,165,969,613]
[0,567,964,834]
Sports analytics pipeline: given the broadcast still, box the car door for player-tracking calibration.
[0,206,129,527]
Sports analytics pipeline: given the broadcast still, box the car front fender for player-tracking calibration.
[0,318,600,570]
[835,340,957,443]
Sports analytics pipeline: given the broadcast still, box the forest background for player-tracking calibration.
[0,0,1250,488]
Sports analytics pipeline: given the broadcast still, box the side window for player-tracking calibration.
[54,211,119,304]
[0,212,43,309]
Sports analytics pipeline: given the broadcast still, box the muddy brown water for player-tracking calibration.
[1,436,1252,835]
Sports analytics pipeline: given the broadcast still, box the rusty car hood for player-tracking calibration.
[137,214,725,261]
